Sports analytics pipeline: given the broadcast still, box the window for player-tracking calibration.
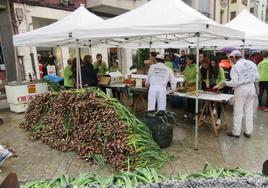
[220,10,224,24]
[250,7,254,13]
[230,11,236,20]
[198,0,211,18]
[242,0,248,6]
[231,0,237,3]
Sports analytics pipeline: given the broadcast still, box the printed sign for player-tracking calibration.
[28,84,36,94]
[47,65,56,75]
[17,95,36,103]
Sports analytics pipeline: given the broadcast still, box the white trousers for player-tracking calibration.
[232,83,256,136]
[148,86,166,111]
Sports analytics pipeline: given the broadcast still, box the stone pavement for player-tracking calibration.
[0,106,267,183]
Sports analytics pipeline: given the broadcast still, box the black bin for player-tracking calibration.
[143,111,174,148]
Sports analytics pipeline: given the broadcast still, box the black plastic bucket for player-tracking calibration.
[143,111,174,148]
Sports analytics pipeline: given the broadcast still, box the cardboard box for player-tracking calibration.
[98,76,111,85]
[107,71,124,85]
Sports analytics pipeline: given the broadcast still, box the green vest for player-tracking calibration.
[258,58,268,81]
[93,61,108,76]
[63,65,73,87]
[183,64,197,83]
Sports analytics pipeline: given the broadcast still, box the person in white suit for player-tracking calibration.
[226,50,259,138]
[145,54,176,111]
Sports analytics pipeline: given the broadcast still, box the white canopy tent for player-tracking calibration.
[13,5,104,88]
[197,10,268,49]
[13,5,104,47]
[13,0,245,149]
[74,0,244,48]
[73,0,245,149]
[226,10,268,45]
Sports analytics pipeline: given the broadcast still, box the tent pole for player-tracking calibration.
[194,32,200,150]
[76,44,79,89]
[89,45,92,56]
[89,40,92,56]
[242,39,245,58]
[76,40,82,89]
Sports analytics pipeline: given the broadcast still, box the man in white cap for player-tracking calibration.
[145,54,176,111]
[226,50,259,138]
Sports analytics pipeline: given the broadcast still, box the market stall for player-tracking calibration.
[72,0,244,149]
[13,0,245,149]
[13,5,104,89]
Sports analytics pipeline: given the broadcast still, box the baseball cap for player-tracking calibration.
[228,50,242,57]
[156,54,164,60]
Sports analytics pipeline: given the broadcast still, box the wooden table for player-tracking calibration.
[100,84,148,113]
[100,85,233,136]
[130,87,148,114]
[171,92,233,136]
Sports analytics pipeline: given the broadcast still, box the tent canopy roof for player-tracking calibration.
[13,0,244,48]
[13,6,104,47]
[75,0,244,46]
[226,9,268,40]
[197,9,268,48]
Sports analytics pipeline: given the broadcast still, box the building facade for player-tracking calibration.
[250,0,268,22]
[214,0,268,24]
[11,0,268,81]
[0,0,17,82]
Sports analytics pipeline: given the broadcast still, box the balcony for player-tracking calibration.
[86,0,146,16]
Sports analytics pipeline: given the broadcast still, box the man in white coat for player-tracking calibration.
[145,54,176,111]
[226,50,259,138]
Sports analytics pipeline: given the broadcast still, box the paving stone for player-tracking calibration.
[0,107,267,183]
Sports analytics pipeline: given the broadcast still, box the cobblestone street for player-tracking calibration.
[0,106,267,183]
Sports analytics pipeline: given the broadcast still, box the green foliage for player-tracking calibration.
[22,163,263,188]
[137,48,150,64]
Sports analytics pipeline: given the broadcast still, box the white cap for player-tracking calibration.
[228,50,242,57]
[156,54,164,60]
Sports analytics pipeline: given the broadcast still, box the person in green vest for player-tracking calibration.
[63,58,74,89]
[258,52,268,111]
[183,54,197,117]
[164,54,173,71]
[109,59,121,72]
[93,53,108,76]
[183,54,197,84]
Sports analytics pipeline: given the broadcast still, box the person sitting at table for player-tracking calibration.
[82,55,99,87]
[183,54,197,118]
[109,59,121,72]
[93,53,108,76]
[146,54,176,111]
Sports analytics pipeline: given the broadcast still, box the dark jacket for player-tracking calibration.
[81,63,98,87]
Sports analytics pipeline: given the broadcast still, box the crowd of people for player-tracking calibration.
[63,53,121,89]
[145,49,268,138]
[52,48,268,139]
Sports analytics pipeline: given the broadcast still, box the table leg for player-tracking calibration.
[220,102,228,130]
[133,94,147,113]
[199,101,208,127]
[141,95,147,111]
[208,102,218,137]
